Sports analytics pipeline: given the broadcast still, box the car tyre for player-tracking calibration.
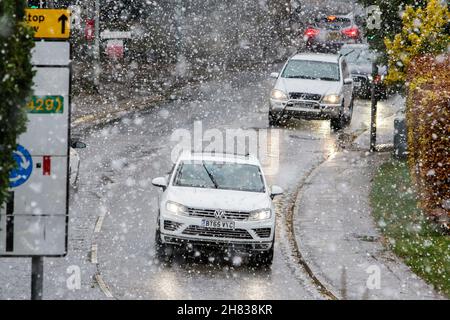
[155,226,173,263]
[252,241,274,268]
[330,104,345,131]
[344,99,354,125]
[268,112,280,126]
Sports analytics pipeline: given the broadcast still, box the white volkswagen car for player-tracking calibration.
[269,53,354,130]
[152,152,283,266]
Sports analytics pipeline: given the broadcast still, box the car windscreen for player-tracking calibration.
[340,48,375,65]
[173,160,265,193]
[314,17,352,30]
[281,60,340,81]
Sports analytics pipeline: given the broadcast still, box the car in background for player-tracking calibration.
[304,13,362,53]
[269,53,354,130]
[152,152,283,266]
[339,44,388,99]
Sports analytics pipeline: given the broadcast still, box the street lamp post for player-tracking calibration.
[370,62,378,152]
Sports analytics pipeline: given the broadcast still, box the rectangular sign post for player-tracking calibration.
[0,8,71,300]
[25,9,71,39]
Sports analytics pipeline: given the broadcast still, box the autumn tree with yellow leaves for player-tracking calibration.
[384,0,450,85]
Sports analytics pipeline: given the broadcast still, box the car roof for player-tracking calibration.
[290,53,340,63]
[340,43,369,50]
[177,152,261,166]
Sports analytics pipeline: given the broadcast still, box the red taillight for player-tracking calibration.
[373,74,382,84]
[342,27,359,38]
[304,28,320,38]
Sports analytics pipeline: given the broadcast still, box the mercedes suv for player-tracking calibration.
[152,152,283,266]
[269,53,354,130]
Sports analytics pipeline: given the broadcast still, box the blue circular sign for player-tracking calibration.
[9,144,33,188]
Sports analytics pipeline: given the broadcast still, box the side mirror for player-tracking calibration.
[152,177,168,190]
[270,72,279,79]
[270,185,283,199]
[344,78,353,85]
[71,141,87,149]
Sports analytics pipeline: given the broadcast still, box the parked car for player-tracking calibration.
[269,53,354,130]
[339,44,388,99]
[304,13,362,53]
[152,152,283,266]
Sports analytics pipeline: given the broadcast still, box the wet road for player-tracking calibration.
[72,68,342,300]
[0,67,372,299]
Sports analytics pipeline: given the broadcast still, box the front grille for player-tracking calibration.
[253,228,271,238]
[289,92,322,101]
[164,220,183,231]
[187,207,250,220]
[182,226,253,239]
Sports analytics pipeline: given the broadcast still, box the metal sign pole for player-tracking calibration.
[369,62,378,152]
[31,256,44,300]
[93,0,100,91]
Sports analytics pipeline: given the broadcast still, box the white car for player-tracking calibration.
[152,152,283,266]
[269,53,354,130]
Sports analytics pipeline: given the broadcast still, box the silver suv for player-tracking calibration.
[269,53,354,130]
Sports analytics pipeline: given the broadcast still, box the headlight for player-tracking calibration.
[270,89,288,101]
[165,201,188,215]
[248,208,272,220]
[322,94,341,104]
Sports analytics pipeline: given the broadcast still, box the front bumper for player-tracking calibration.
[270,99,341,120]
[159,212,275,251]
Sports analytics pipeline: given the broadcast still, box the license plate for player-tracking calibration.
[327,31,341,41]
[294,102,316,109]
[201,219,235,229]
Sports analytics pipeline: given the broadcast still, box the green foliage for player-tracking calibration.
[0,0,35,206]
[356,0,427,59]
[385,0,450,84]
[371,160,450,297]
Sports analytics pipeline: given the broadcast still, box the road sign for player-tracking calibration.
[0,39,71,257]
[9,145,33,188]
[25,8,71,39]
[100,30,132,39]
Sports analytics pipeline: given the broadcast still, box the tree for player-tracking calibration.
[384,0,450,85]
[357,0,427,58]
[0,0,35,206]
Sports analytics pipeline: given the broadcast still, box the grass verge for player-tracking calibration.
[371,159,449,297]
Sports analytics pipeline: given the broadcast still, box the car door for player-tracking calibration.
[341,58,353,108]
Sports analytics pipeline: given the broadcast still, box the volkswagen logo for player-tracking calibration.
[214,209,226,219]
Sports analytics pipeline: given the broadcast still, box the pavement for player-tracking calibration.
[293,95,445,299]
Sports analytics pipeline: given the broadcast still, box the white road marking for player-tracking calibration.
[94,214,105,233]
[91,244,98,264]
[95,274,114,298]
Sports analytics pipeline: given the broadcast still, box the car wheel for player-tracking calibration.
[344,99,354,125]
[155,223,173,262]
[330,103,345,131]
[252,242,274,268]
[268,112,280,126]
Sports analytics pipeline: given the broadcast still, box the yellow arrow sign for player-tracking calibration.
[25,9,71,39]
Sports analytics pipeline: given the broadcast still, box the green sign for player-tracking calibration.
[27,95,64,114]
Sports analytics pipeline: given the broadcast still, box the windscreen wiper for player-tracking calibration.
[319,77,338,81]
[287,75,314,79]
[202,162,219,189]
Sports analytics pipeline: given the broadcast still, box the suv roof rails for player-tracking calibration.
[189,150,252,157]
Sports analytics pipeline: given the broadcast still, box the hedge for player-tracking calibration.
[0,0,35,206]
[406,54,450,229]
